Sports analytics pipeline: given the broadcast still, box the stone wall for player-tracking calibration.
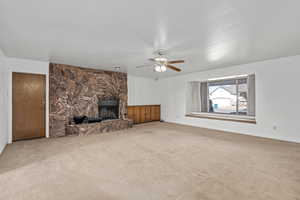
[49,63,128,137]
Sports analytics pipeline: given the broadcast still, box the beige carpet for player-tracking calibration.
[0,122,300,200]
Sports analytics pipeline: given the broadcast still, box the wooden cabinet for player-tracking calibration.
[153,105,160,121]
[127,106,135,123]
[145,106,151,122]
[140,106,146,123]
[127,105,160,124]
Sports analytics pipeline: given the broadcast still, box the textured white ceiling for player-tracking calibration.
[1,0,300,78]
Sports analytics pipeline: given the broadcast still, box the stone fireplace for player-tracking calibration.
[49,63,132,137]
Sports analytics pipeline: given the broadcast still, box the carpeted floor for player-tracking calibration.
[0,122,300,200]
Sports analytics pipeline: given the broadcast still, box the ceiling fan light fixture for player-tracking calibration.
[154,64,167,72]
[154,65,162,72]
[136,51,183,73]
[154,57,167,63]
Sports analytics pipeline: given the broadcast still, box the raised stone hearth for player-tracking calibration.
[66,119,133,136]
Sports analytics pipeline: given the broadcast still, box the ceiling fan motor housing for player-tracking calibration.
[154,49,168,56]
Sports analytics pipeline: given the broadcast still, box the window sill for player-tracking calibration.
[185,113,256,124]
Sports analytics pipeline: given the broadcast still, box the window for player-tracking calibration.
[186,74,256,122]
[207,78,248,115]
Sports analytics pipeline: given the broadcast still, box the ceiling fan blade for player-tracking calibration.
[148,58,156,62]
[168,60,185,64]
[136,64,153,68]
[167,65,181,72]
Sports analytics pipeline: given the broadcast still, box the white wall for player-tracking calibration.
[7,58,50,143]
[0,49,9,153]
[128,75,161,105]
[158,55,300,143]
[3,55,299,145]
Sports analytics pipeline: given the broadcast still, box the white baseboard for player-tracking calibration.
[164,120,300,144]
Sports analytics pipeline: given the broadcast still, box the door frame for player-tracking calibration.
[9,69,49,143]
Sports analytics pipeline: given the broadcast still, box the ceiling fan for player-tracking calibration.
[136,50,184,72]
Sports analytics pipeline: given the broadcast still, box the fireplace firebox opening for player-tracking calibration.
[72,98,119,125]
[98,98,119,120]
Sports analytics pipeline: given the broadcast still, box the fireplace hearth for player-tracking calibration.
[67,98,132,136]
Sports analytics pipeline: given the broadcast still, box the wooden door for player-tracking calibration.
[145,106,151,122]
[12,73,46,141]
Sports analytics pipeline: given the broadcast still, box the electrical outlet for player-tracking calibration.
[273,125,277,131]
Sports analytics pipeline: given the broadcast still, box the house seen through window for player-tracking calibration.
[208,78,248,115]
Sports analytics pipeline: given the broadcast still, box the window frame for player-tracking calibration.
[206,75,249,116]
[186,74,256,123]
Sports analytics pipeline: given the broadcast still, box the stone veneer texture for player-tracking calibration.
[49,63,128,137]
[66,119,133,136]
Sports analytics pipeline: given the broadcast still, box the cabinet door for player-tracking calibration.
[150,106,156,121]
[127,106,134,121]
[154,105,161,121]
[145,106,151,122]
[129,105,160,124]
[139,106,146,123]
[134,106,141,124]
